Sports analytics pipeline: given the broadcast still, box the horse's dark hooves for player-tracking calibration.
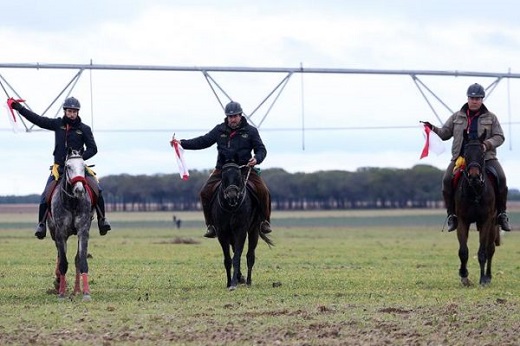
[460,277,472,287]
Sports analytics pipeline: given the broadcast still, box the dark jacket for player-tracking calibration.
[18,107,98,165]
[180,116,267,169]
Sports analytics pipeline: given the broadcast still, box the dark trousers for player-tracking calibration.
[200,169,271,226]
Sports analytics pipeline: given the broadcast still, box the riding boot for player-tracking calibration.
[200,177,219,238]
[96,195,111,235]
[260,220,272,234]
[443,190,457,232]
[204,225,217,238]
[35,202,48,240]
[496,188,511,231]
[201,200,216,238]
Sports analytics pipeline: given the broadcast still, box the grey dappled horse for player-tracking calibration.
[454,131,500,287]
[47,149,94,300]
[211,162,273,290]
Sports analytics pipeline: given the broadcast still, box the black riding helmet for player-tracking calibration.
[63,97,81,110]
[225,101,242,116]
[467,83,485,98]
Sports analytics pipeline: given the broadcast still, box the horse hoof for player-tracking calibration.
[461,278,472,287]
[82,294,92,301]
[228,286,237,291]
[479,277,491,286]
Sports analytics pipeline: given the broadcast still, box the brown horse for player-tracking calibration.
[454,131,500,286]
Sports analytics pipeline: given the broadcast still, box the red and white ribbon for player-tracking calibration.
[170,139,189,180]
[420,124,444,159]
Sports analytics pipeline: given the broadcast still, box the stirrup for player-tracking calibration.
[204,225,217,238]
[497,213,511,232]
[447,214,458,232]
[35,222,46,240]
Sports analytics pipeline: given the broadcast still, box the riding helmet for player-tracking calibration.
[62,97,81,110]
[466,83,485,98]
[225,101,242,116]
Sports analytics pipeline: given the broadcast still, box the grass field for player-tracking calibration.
[0,209,518,345]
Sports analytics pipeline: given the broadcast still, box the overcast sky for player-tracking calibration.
[1,0,520,196]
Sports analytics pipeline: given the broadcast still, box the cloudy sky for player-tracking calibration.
[1,0,520,195]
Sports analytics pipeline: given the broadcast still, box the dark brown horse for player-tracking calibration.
[211,161,273,290]
[454,131,500,286]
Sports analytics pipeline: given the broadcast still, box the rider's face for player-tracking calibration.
[64,108,79,120]
[467,97,483,111]
[227,113,241,128]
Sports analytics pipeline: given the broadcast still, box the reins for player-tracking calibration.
[462,142,486,201]
[218,164,251,211]
[61,155,87,199]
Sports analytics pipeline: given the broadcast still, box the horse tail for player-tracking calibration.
[259,232,274,248]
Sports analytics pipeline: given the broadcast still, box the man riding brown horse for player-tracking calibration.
[171,101,272,238]
[422,83,511,232]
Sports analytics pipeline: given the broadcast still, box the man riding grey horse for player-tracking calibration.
[9,97,111,239]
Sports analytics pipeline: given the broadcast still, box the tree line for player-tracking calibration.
[92,164,455,211]
[3,164,519,211]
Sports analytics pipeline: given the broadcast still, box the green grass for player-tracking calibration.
[0,210,518,345]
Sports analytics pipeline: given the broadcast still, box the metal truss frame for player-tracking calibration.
[1,62,518,132]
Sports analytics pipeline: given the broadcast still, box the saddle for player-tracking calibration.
[451,156,499,191]
[44,164,99,206]
[208,176,261,207]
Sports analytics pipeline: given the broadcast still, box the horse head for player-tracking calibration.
[65,148,87,198]
[462,130,486,192]
[220,161,247,208]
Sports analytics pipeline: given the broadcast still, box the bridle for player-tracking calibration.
[462,141,486,201]
[62,154,87,199]
[218,163,251,210]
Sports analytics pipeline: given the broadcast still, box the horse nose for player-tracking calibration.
[73,183,85,196]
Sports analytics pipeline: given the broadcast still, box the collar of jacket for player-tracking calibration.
[62,115,82,126]
[223,116,248,131]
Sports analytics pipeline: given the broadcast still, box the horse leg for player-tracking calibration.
[456,225,471,286]
[55,237,68,298]
[219,240,232,288]
[75,227,91,300]
[246,229,259,287]
[230,240,245,291]
[478,224,496,286]
[54,256,61,292]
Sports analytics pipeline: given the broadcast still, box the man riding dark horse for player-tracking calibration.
[422,83,511,232]
[9,97,111,239]
[171,101,272,238]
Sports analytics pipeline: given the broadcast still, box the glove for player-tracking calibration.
[8,98,23,111]
[420,121,433,130]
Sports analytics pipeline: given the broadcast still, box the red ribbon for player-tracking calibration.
[7,98,25,123]
[420,125,431,159]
